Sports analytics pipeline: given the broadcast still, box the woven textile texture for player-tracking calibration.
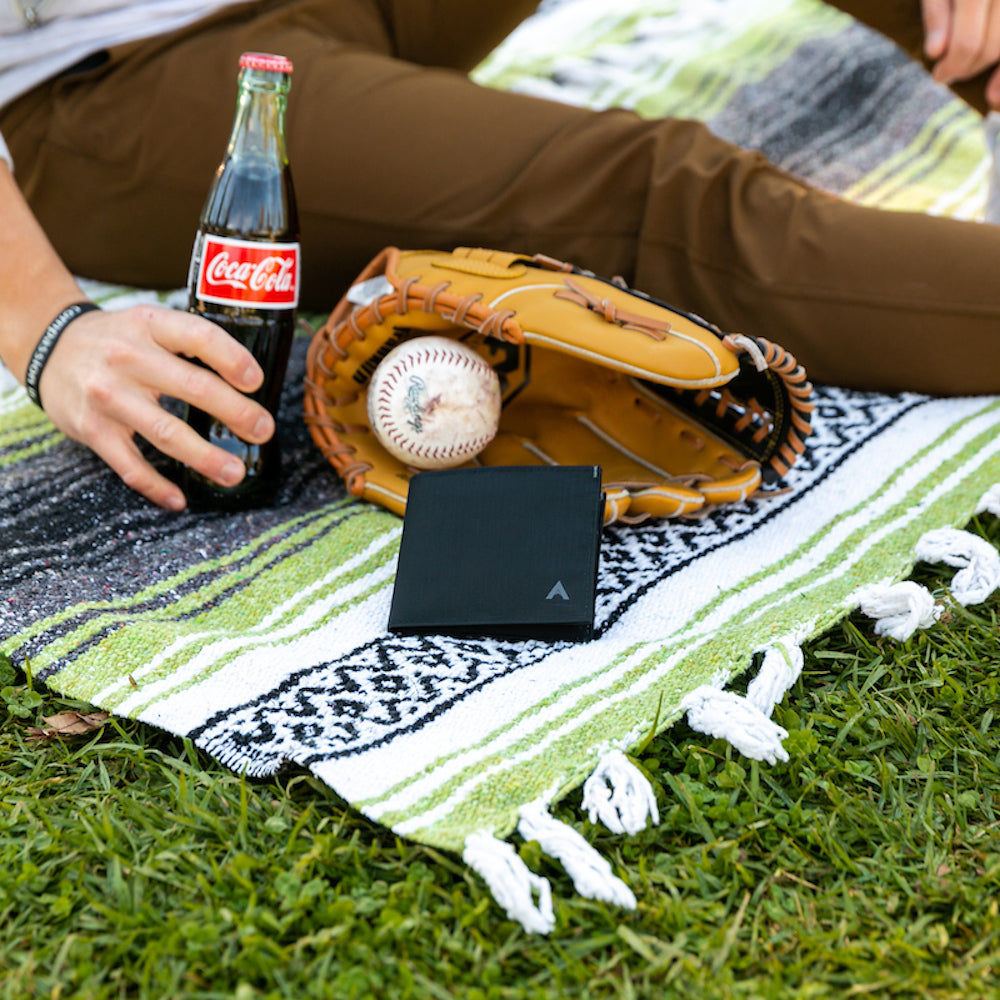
[2,0,999,930]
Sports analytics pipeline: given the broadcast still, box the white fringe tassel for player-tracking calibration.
[463,831,555,934]
[518,801,637,909]
[976,484,1000,517]
[683,686,789,764]
[857,581,940,640]
[746,642,804,717]
[915,527,1000,606]
[581,748,659,835]
[466,488,1000,929]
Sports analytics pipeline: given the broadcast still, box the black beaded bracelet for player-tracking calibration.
[25,301,101,409]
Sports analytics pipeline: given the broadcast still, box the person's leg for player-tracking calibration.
[4,0,1000,395]
[1,0,545,296]
[630,132,1000,394]
[828,0,992,114]
[296,60,1000,395]
[0,0,392,291]
[372,0,542,72]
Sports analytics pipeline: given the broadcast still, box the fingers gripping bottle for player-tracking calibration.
[181,51,300,510]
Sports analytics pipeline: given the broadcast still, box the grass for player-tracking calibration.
[2,514,999,999]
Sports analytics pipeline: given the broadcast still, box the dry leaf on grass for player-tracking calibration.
[26,711,111,740]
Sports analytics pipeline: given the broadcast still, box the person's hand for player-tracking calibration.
[37,304,275,511]
[922,0,1000,107]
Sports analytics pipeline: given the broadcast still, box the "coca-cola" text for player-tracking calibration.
[196,235,300,308]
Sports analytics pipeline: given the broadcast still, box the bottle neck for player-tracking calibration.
[227,69,290,165]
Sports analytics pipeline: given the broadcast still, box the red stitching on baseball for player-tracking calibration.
[368,340,498,465]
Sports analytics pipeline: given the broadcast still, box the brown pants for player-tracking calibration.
[3,0,999,394]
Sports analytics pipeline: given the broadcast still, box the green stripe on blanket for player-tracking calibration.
[2,0,999,930]
[360,400,1000,845]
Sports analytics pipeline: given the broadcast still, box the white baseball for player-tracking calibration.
[367,336,502,469]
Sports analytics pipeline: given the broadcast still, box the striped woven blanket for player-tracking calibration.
[3,0,999,932]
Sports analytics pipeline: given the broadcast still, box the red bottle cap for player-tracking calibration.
[239,52,293,74]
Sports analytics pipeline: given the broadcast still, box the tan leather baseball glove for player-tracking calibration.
[304,247,813,524]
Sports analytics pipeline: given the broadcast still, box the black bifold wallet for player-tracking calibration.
[388,465,604,642]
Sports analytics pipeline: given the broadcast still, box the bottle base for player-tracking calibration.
[177,464,281,513]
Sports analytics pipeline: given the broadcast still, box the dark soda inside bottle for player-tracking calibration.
[180,52,299,511]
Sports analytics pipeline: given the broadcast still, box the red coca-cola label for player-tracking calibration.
[196,234,300,309]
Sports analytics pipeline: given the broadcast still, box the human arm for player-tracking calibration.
[0,162,274,511]
[922,0,1000,107]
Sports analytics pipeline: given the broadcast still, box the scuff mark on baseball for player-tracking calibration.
[367,335,502,469]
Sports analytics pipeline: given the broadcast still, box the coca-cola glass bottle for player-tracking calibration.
[181,51,300,510]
